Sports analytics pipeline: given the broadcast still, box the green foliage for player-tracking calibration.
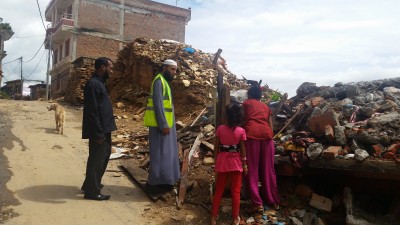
[270,90,282,102]
[0,91,10,99]
[0,23,13,32]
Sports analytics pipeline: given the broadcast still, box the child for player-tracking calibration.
[211,103,247,225]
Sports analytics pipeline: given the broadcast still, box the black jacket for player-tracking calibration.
[82,74,117,139]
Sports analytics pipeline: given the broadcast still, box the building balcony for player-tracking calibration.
[51,55,72,75]
[45,15,74,49]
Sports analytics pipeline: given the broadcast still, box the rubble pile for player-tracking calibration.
[273,78,400,165]
[108,37,274,117]
[64,57,95,105]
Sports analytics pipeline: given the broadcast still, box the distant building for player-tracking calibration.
[44,0,191,98]
[29,83,47,100]
[1,79,44,99]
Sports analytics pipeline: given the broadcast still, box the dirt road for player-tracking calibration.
[0,99,154,225]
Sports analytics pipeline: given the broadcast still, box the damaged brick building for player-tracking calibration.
[44,0,191,98]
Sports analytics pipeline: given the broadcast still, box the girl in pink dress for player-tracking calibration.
[211,103,247,225]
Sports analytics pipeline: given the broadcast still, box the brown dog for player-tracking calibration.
[47,103,65,135]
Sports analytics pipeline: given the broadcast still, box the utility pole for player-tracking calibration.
[45,35,52,101]
[20,56,23,96]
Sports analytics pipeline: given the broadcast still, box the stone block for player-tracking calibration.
[334,125,346,146]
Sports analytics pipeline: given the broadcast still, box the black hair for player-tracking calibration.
[94,57,111,69]
[248,85,262,100]
[226,103,243,129]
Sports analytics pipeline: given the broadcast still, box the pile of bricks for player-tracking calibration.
[64,57,95,105]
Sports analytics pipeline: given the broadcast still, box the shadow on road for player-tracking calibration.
[35,126,58,134]
[16,185,149,203]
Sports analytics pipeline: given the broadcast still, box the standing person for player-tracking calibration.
[211,103,247,225]
[242,85,280,212]
[81,57,117,201]
[144,59,180,195]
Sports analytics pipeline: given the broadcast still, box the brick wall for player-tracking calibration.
[76,34,120,61]
[77,0,190,42]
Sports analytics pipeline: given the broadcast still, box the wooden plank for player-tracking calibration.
[177,149,189,209]
[119,159,164,201]
[310,193,332,212]
[308,158,400,180]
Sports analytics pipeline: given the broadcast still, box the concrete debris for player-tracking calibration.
[354,149,369,161]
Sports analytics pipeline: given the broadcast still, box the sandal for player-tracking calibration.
[232,216,240,225]
[211,216,217,225]
[246,205,264,214]
[273,204,280,210]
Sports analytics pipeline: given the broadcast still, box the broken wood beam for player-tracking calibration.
[190,108,207,127]
[177,149,189,209]
[188,132,204,166]
[274,104,304,139]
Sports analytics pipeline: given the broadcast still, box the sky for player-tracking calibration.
[1,0,400,97]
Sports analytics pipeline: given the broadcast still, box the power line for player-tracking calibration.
[36,0,46,30]
[2,58,19,65]
[12,34,45,39]
[24,42,44,63]
[25,48,46,79]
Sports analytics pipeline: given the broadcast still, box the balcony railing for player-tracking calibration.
[46,14,74,35]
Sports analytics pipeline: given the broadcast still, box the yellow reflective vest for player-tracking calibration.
[144,74,174,127]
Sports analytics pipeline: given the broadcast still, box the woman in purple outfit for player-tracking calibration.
[242,85,280,213]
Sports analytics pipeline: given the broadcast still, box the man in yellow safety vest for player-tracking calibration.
[143,59,180,195]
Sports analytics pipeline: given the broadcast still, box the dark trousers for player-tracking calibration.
[81,133,111,195]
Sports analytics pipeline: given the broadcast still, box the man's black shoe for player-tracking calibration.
[84,194,110,201]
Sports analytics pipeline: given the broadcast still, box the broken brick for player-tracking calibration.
[322,146,341,159]
[372,144,384,157]
[308,110,340,136]
[310,97,325,108]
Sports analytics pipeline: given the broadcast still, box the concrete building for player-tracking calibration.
[0,18,14,86]
[44,0,191,98]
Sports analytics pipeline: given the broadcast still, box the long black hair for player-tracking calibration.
[226,103,243,129]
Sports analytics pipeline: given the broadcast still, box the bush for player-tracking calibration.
[0,91,10,99]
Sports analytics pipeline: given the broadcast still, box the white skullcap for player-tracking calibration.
[163,59,177,66]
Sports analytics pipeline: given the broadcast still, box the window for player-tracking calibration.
[59,44,63,61]
[65,39,70,57]
[53,49,58,65]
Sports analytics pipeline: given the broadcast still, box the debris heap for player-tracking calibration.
[272,78,400,165]
[108,37,266,117]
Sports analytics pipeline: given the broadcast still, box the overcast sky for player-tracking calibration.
[1,0,400,97]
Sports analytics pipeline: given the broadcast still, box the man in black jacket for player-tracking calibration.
[81,57,117,201]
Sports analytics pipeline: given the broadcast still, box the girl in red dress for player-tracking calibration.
[211,103,247,225]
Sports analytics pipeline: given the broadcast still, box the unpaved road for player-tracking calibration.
[0,99,156,225]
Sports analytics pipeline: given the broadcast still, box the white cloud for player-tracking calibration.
[2,0,400,98]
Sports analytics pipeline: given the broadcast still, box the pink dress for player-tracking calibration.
[214,125,247,172]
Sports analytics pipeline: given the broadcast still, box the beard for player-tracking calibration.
[104,71,110,80]
[163,70,174,82]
